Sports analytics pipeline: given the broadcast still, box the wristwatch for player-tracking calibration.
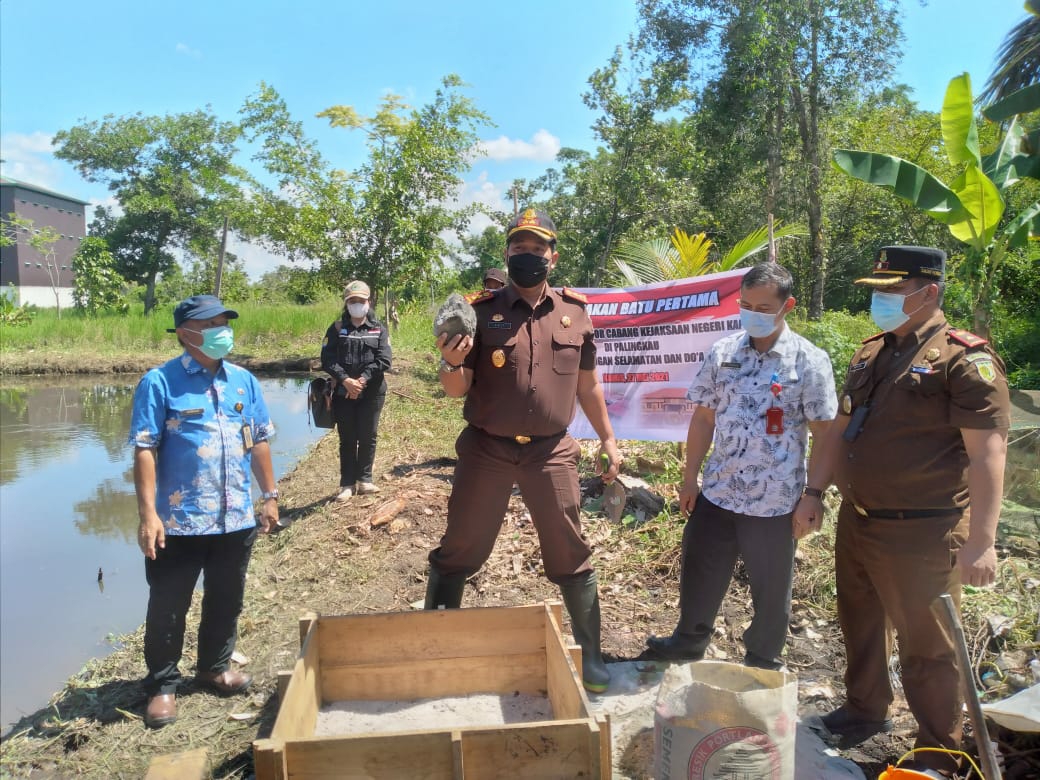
[439,358,463,373]
[802,486,824,498]
[260,490,280,501]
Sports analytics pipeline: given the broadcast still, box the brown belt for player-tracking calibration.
[477,427,566,445]
[853,505,962,520]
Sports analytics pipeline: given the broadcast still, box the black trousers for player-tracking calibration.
[674,495,795,668]
[143,527,256,696]
[333,385,386,487]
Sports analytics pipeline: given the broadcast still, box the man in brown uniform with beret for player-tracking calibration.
[794,246,1010,778]
[430,207,621,693]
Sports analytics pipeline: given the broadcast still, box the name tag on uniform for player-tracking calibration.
[487,321,512,329]
[181,408,204,418]
[849,361,867,372]
[721,361,740,369]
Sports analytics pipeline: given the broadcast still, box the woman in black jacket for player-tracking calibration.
[320,280,392,500]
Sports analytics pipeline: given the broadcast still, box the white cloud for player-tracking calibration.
[175,42,203,59]
[476,129,560,163]
[0,132,62,188]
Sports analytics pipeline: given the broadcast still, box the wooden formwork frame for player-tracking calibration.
[254,602,610,779]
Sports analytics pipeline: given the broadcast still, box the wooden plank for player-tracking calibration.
[283,733,457,779]
[315,605,548,666]
[270,618,321,742]
[299,612,318,650]
[458,721,597,779]
[252,739,285,780]
[276,670,293,703]
[321,652,547,701]
[595,715,612,780]
[451,730,465,780]
[145,748,209,780]
[544,608,591,721]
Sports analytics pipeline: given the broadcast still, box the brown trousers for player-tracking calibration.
[429,426,593,583]
[835,501,970,773]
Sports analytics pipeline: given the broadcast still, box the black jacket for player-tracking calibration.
[320,315,392,398]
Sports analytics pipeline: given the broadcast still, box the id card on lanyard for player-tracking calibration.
[766,372,783,435]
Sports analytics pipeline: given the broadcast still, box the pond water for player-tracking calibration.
[0,374,328,734]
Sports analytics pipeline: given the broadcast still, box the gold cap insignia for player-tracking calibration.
[492,313,504,322]
[841,395,852,414]
[491,349,506,368]
[925,348,940,362]
[561,315,571,327]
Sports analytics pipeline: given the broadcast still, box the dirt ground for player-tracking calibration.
[1,355,1037,778]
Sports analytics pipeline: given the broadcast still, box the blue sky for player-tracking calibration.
[0,0,1029,278]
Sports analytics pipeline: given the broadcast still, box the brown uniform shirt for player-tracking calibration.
[462,285,596,438]
[833,310,1010,510]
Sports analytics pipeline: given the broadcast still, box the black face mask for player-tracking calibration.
[507,252,550,288]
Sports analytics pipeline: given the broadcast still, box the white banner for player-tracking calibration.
[570,268,747,442]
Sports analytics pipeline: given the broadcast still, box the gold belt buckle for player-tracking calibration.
[854,504,868,516]
[514,435,531,444]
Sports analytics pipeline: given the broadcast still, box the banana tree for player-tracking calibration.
[607,222,807,287]
[833,72,1040,340]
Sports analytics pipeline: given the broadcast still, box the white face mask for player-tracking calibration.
[347,302,369,319]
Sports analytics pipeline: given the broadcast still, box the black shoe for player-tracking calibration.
[646,634,705,661]
[819,705,893,748]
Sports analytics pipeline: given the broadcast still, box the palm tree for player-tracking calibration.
[605,223,806,287]
[978,0,1040,106]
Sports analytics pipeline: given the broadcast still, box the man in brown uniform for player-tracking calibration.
[429,207,621,693]
[794,246,1010,778]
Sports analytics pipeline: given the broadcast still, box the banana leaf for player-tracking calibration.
[949,166,1004,248]
[941,73,980,168]
[983,83,1040,122]
[832,149,969,223]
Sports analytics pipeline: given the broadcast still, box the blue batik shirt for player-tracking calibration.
[129,353,275,536]
[687,325,837,517]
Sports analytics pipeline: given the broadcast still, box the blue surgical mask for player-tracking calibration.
[187,325,234,359]
[739,307,782,339]
[870,287,926,332]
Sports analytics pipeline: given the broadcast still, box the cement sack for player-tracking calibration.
[654,660,798,780]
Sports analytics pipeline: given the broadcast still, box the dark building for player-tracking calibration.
[1,176,88,307]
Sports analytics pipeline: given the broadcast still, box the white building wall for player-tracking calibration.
[11,285,75,309]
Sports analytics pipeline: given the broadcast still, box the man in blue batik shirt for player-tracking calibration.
[130,295,279,729]
[647,263,837,670]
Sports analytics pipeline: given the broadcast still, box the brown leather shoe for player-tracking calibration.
[196,669,252,696]
[144,693,177,729]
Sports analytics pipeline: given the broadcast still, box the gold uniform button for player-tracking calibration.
[491,349,506,368]
[841,395,852,414]
[561,315,571,327]
[925,348,940,362]
[492,314,504,322]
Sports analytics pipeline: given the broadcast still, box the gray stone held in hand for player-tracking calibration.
[433,293,477,341]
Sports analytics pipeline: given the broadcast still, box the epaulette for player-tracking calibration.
[948,327,987,348]
[464,289,496,305]
[560,287,588,304]
[861,332,885,344]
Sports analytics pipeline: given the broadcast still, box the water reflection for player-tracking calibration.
[0,374,326,734]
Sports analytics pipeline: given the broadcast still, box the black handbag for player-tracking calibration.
[307,377,335,429]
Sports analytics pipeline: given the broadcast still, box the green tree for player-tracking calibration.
[979,0,1040,105]
[637,0,901,318]
[238,83,358,273]
[53,109,248,314]
[317,75,492,306]
[833,73,1040,340]
[71,236,127,315]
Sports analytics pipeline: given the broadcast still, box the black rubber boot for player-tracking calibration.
[424,568,466,610]
[559,572,611,693]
